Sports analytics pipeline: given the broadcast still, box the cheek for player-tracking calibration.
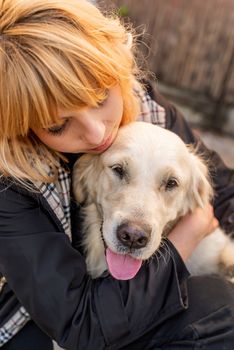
[108,110,122,128]
[161,189,187,219]
[33,130,51,146]
[35,132,59,148]
[118,102,124,122]
[33,130,71,152]
[108,96,123,124]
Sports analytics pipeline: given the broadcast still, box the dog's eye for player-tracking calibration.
[110,165,125,179]
[165,178,178,191]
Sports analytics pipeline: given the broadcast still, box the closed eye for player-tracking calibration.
[47,118,70,135]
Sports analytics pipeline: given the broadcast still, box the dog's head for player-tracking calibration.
[73,122,213,279]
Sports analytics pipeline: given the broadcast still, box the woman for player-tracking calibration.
[0,0,233,349]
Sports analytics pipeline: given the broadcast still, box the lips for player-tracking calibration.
[90,134,113,152]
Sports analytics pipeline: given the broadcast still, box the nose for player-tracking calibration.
[116,222,151,249]
[77,112,106,146]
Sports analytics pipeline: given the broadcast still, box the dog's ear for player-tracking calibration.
[188,150,213,209]
[72,154,101,204]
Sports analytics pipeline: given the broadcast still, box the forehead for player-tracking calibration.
[105,122,188,157]
[101,122,191,177]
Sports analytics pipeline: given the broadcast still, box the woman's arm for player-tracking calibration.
[0,182,188,350]
[168,204,219,261]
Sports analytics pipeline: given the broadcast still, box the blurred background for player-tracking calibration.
[97,0,234,168]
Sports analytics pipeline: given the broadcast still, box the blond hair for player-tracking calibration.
[0,0,141,185]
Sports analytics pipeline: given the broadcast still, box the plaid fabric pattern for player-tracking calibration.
[0,88,166,347]
[0,167,71,347]
[35,166,72,240]
[136,88,166,127]
[0,307,30,347]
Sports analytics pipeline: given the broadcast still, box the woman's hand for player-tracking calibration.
[168,204,219,261]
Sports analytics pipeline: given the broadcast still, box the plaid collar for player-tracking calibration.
[35,166,72,240]
[136,87,166,127]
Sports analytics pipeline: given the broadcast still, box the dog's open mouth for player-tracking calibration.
[100,211,143,280]
[105,248,142,280]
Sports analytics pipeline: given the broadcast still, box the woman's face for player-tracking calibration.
[33,85,123,154]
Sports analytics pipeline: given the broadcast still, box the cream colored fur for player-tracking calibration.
[72,122,234,279]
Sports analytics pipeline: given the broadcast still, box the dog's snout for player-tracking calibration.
[117,223,150,249]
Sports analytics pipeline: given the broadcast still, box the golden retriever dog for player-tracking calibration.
[72,122,234,280]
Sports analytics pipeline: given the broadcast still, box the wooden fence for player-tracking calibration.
[98,0,234,105]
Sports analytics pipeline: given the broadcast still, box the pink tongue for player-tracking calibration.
[106,248,142,280]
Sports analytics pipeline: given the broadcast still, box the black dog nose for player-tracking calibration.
[117,222,150,249]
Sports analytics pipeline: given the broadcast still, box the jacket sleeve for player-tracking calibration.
[148,84,234,237]
[0,182,188,350]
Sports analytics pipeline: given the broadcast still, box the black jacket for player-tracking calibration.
[0,88,233,350]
